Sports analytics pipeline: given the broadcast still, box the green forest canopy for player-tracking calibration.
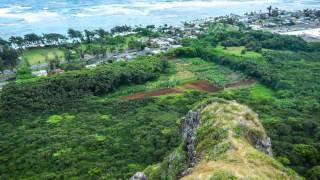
[0,28,320,179]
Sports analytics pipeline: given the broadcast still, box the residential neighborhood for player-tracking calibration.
[239,7,320,41]
[1,7,320,90]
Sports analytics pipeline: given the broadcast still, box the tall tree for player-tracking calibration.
[267,6,272,16]
[0,38,8,46]
[0,57,4,73]
[0,45,19,69]
[9,36,25,49]
[95,28,109,39]
[84,30,95,43]
[43,33,66,46]
[111,25,131,34]
[67,28,83,43]
[24,33,42,47]
[63,48,72,63]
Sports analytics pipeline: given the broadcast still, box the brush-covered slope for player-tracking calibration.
[142,99,301,180]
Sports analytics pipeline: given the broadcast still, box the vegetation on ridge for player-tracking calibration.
[144,99,301,180]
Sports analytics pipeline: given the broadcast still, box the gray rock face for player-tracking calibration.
[129,108,204,179]
[180,107,205,176]
[181,109,202,166]
[129,172,147,180]
[255,137,273,156]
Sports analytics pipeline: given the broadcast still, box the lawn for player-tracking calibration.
[22,47,65,65]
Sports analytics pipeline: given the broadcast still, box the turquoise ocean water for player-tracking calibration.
[0,0,319,38]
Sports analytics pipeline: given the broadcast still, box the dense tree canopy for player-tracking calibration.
[0,45,19,70]
[0,22,319,179]
[171,29,320,177]
[0,56,168,114]
[217,30,311,51]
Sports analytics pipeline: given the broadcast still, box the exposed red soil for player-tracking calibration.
[224,79,256,88]
[121,79,256,101]
[182,80,222,92]
[122,81,220,101]
[122,88,182,101]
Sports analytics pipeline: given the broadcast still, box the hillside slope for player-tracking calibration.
[141,99,301,180]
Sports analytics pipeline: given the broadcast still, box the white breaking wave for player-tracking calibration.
[0,0,317,38]
[74,0,278,17]
[0,5,62,23]
[0,0,307,22]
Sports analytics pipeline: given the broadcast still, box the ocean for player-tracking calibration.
[0,0,319,39]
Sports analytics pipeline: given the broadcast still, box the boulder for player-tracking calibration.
[130,172,147,180]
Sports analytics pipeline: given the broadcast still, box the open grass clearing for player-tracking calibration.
[22,47,65,65]
[106,58,249,100]
[214,45,264,60]
[121,79,257,101]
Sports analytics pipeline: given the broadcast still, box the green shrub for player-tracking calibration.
[47,115,63,124]
[159,144,189,180]
[307,166,320,180]
[168,47,197,58]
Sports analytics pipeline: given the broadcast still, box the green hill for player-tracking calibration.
[1,24,320,179]
[143,99,301,180]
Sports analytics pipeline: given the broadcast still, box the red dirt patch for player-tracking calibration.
[183,80,222,92]
[122,88,182,101]
[224,79,256,88]
[121,79,256,101]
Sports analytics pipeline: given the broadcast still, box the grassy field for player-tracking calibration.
[76,35,147,55]
[214,46,263,60]
[22,48,65,65]
[21,35,146,66]
[104,58,247,99]
[175,58,246,85]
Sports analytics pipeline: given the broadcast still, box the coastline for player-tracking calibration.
[0,0,319,39]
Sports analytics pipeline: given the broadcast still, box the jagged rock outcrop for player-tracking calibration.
[181,109,202,167]
[255,137,273,156]
[130,172,147,180]
[142,99,301,180]
[180,99,301,180]
[180,109,202,177]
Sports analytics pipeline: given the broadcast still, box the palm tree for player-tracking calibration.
[267,6,272,16]
[67,28,83,43]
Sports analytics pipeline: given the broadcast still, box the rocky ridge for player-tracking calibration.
[132,99,301,180]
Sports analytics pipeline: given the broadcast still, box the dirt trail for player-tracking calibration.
[121,79,256,101]
[182,80,222,92]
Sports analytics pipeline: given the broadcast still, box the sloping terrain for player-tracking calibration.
[0,56,252,179]
[143,99,301,180]
[2,28,320,179]
[182,99,300,180]
[121,80,221,101]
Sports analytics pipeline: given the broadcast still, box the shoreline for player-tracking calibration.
[0,0,319,39]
